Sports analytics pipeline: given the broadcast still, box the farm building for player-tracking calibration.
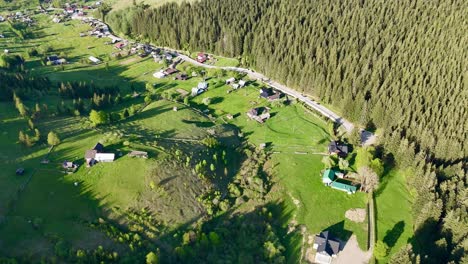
[88,56,101,64]
[153,70,166,79]
[85,143,113,166]
[313,231,340,264]
[115,43,125,49]
[52,17,61,23]
[330,181,357,194]
[238,80,246,87]
[95,153,115,162]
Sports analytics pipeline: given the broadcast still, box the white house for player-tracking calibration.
[88,56,101,64]
[0,16,5,22]
[239,80,246,87]
[94,153,115,162]
[52,17,61,23]
[198,82,208,90]
[232,83,240,89]
[153,70,166,79]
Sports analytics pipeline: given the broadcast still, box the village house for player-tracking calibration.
[85,143,114,167]
[62,161,78,172]
[260,87,284,101]
[328,141,349,157]
[115,43,125,49]
[247,107,271,123]
[191,82,208,96]
[0,16,5,22]
[197,53,208,63]
[52,17,61,23]
[313,231,340,264]
[16,168,25,176]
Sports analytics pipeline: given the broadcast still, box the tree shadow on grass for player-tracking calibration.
[383,221,405,248]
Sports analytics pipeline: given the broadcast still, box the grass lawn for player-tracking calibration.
[272,154,369,249]
[375,169,414,262]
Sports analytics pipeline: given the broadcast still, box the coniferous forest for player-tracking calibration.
[106,0,467,263]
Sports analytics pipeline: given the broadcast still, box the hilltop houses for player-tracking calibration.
[85,143,114,167]
[313,231,340,264]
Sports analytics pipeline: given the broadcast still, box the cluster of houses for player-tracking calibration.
[226,77,247,90]
[2,11,34,25]
[321,141,358,194]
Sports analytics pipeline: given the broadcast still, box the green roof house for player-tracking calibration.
[330,181,357,194]
[322,169,336,185]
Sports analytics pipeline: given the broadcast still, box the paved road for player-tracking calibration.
[172,53,355,132]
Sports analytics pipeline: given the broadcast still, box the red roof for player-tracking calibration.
[115,43,125,48]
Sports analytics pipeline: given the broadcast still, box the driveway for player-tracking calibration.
[335,235,372,264]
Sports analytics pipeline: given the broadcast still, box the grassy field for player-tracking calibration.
[375,169,414,262]
[0,11,376,260]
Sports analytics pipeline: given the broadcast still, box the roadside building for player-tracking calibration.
[197,53,207,63]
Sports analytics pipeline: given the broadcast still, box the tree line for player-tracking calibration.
[106,0,467,263]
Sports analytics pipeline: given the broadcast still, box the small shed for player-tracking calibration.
[226,77,236,84]
[198,82,208,90]
[16,168,25,175]
[239,80,247,87]
[88,56,101,64]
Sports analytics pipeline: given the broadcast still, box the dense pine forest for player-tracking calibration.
[106,0,467,263]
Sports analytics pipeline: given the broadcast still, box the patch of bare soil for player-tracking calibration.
[345,208,366,223]
[120,57,140,65]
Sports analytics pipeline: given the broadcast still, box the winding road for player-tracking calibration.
[73,15,376,139]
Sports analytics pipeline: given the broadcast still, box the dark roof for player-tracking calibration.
[328,141,349,155]
[268,92,282,101]
[164,68,178,75]
[47,55,59,61]
[85,149,97,159]
[93,143,104,153]
[314,231,340,256]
